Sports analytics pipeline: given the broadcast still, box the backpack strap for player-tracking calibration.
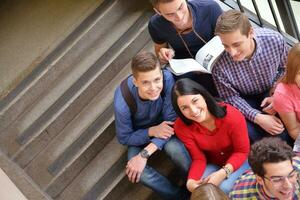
[120,76,137,115]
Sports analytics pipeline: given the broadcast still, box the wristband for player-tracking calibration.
[222,165,232,179]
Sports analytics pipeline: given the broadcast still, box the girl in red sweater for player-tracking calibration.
[172,78,250,194]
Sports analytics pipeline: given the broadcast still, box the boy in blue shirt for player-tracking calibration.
[148,0,222,62]
[114,51,191,199]
[148,0,223,97]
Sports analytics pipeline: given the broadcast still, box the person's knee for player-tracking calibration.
[164,137,187,155]
[164,137,178,152]
[164,137,191,174]
[139,166,162,187]
[165,138,190,159]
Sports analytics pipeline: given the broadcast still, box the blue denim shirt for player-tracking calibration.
[114,70,177,149]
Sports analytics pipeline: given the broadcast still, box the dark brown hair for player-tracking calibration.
[248,137,295,177]
[172,78,226,125]
[215,10,251,36]
[131,51,160,78]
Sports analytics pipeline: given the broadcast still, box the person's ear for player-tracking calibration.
[256,175,264,185]
[248,27,254,39]
[133,77,138,87]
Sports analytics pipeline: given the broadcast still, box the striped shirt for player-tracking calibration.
[212,28,290,122]
[229,156,300,199]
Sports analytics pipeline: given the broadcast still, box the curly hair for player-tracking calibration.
[248,137,295,177]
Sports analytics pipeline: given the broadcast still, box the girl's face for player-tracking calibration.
[177,94,209,123]
[295,70,300,89]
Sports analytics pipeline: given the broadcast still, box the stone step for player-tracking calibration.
[17,23,151,190]
[0,0,163,199]
[101,175,154,200]
[24,39,153,195]
[0,0,151,157]
[102,151,179,200]
[46,122,116,199]
[0,3,152,161]
[0,0,112,131]
[23,63,131,189]
[44,40,155,199]
[13,23,151,170]
[54,137,126,200]
[44,65,133,198]
[0,150,51,200]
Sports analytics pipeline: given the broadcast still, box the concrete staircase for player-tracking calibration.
[0,0,176,199]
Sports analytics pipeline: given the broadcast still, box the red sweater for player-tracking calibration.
[174,103,250,180]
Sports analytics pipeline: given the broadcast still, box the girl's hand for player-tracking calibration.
[186,178,208,192]
[203,169,227,186]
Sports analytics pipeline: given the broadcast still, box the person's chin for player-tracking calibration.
[173,21,184,28]
[232,55,244,61]
[277,189,294,200]
[147,93,160,100]
[193,113,205,123]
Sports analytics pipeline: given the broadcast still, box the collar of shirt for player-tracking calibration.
[251,34,262,60]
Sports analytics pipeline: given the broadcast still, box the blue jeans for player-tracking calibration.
[242,91,293,145]
[201,160,250,194]
[127,136,191,200]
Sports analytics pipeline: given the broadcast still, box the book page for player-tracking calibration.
[195,36,224,72]
[168,58,209,75]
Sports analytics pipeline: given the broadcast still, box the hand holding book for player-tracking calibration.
[168,36,224,75]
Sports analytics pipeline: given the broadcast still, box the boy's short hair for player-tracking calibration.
[215,10,252,36]
[248,137,295,177]
[131,51,160,78]
[149,0,175,9]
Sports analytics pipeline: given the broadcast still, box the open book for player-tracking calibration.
[168,36,224,75]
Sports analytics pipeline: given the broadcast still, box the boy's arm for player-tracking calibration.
[154,43,174,64]
[162,70,177,121]
[114,86,173,149]
[212,69,260,122]
[213,73,284,135]
[114,88,150,146]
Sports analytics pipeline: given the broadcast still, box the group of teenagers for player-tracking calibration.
[113,0,300,199]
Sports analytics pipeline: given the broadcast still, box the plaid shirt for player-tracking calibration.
[212,28,290,122]
[229,157,300,199]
